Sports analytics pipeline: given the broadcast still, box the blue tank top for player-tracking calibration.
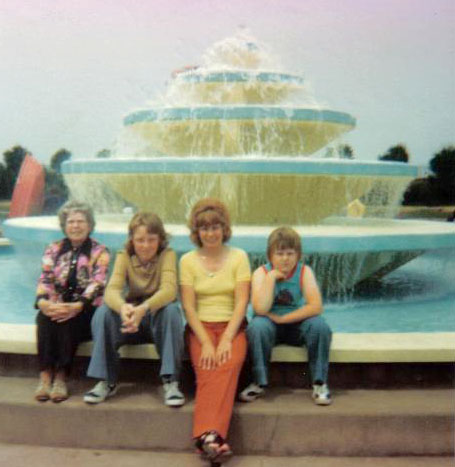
[263,262,305,316]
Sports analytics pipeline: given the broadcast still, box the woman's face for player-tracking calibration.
[198,223,224,249]
[132,225,160,264]
[65,211,90,247]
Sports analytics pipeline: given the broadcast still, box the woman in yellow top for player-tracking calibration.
[179,198,251,464]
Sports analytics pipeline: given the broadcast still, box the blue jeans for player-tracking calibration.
[246,315,332,386]
[87,302,185,384]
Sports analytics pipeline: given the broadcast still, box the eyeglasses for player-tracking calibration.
[66,219,88,226]
[198,224,222,233]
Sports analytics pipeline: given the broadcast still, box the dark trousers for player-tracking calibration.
[36,309,93,375]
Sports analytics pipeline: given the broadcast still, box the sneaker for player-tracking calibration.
[163,381,185,407]
[239,383,265,402]
[312,383,332,406]
[84,381,117,404]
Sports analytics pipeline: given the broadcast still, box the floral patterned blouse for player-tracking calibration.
[35,237,110,312]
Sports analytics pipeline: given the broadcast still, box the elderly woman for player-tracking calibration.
[34,200,110,403]
[84,211,185,407]
[179,198,251,463]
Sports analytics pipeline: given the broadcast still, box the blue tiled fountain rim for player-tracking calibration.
[123,107,356,126]
[4,219,454,254]
[178,71,305,85]
[62,157,418,177]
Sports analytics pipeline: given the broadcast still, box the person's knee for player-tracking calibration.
[247,316,273,337]
[303,316,332,339]
[102,306,121,334]
[160,303,184,328]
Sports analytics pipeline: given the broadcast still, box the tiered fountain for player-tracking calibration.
[4,33,455,302]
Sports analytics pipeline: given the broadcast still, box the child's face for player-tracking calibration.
[270,248,299,275]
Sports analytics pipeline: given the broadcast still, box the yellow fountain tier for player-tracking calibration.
[63,158,414,225]
[170,71,305,104]
[122,107,356,157]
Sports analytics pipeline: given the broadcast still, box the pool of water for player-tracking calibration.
[0,245,453,332]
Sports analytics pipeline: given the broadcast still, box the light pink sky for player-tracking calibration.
[1,0,454,166]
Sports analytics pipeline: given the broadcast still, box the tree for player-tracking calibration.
[430,146,455,181]
[403,145,455,206]
[379,144,409,163]
[0,163,8,199]
[95,148,111,158]
[2,145,28,198]
[50,148,72,173]
[338,144,354,159]
[42,168,69,214]
[429,146,455,204]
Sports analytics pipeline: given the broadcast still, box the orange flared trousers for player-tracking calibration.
[187,321,247,439]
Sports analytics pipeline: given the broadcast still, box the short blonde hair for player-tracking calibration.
[267,227,302,261]
[188,198,232,247]
[125,212,169,256]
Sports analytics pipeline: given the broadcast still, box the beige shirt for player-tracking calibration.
[104,248,177,314]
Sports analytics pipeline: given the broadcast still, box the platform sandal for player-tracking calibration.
[195,430,233,464]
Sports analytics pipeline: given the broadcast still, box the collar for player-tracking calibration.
[59,237,92,257]
[131,253,159,270]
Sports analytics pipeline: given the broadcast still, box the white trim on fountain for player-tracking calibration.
[0,323,454,363]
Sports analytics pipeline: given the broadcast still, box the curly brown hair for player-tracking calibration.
[188,198,232,247]
[266,226,302,261]
[125,212,169,256]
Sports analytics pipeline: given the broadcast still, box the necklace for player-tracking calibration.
[198,246,227,277]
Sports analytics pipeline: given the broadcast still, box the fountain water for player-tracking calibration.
[3,32,455,307]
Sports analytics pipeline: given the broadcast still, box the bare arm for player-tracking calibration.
[180,284,217,369]
[251,267,284,315]
[267,266,322,325]
[216,281,250,364]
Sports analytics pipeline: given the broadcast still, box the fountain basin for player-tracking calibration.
[120,107,356,156]
[62,157,416,225]
[4,216,455,296]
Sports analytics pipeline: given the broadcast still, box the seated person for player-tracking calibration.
[180,198,251,463]
[240,226,332,405]
[35,200,110,402]
[84,211,185,407]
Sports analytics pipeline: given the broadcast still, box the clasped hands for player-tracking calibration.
[199,337,232,370]
[40,301,82,323]
[120,303,147,334]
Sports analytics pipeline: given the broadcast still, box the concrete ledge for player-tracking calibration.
[1,323,454,363]
[0,376,453,456]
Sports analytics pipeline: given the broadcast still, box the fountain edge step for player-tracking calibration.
[0,376,452,457]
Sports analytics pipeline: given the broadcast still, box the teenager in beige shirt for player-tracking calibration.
[84,212,185,407]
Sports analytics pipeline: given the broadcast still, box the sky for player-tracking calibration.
[0,0,454,168]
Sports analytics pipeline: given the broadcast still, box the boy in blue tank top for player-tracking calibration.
[240,227,332,405]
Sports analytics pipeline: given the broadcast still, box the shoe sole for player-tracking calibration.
[84,387,118,404]
[313,397,332,406]
[165,398,185,407]
[35,395,50,402]
[239,391,264,402]
[51,395,69,403]
[199,448,233,463]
